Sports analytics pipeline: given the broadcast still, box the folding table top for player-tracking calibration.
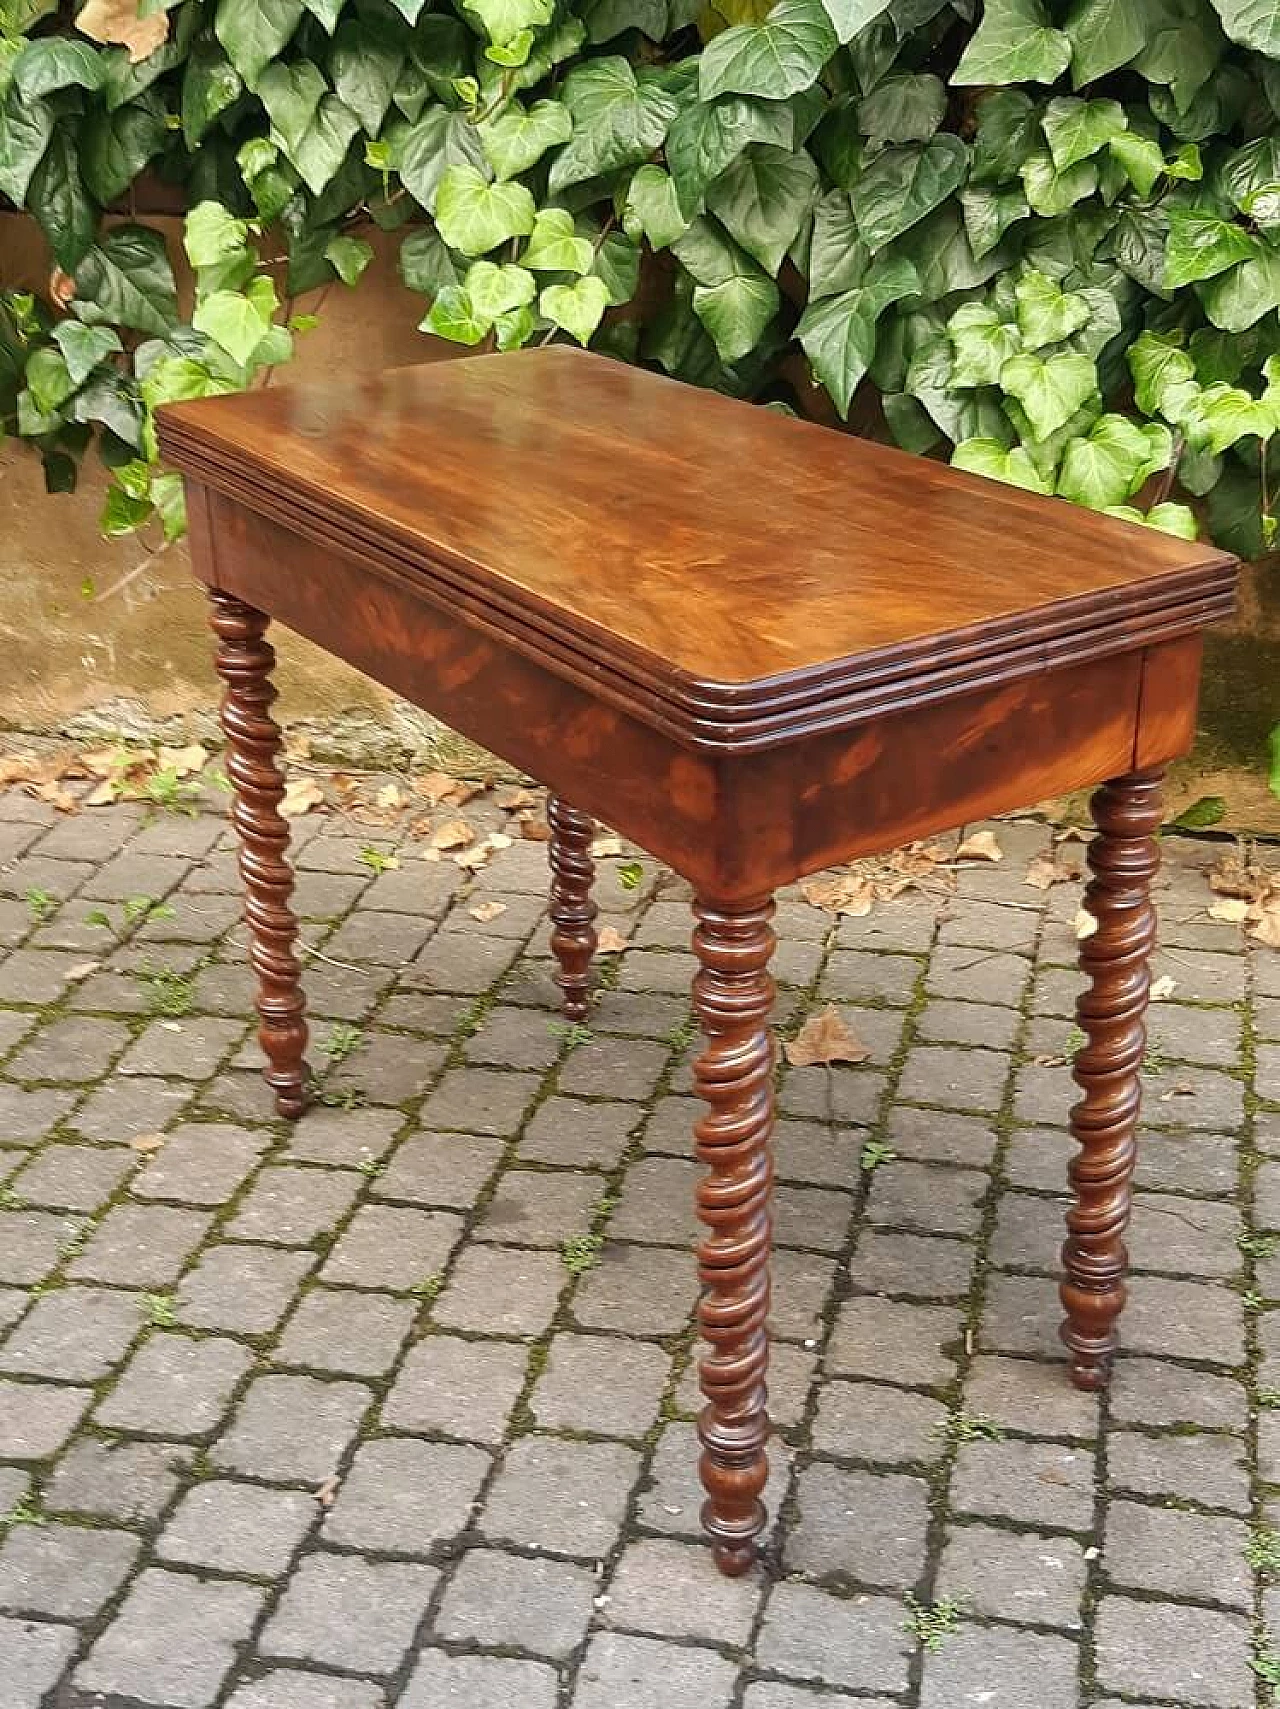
[159,347,1235,745]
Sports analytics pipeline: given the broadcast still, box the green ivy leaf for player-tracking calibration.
[214,0,305,89]
[795,254,917,416]
[479,98,571,180]
[948,303,1021,389]
[818,0,891,43]
[1108,132,1164,199]
[1020,149,1098,218]
[435,162,536,255]
[540,275,610,344]
[971,89,1038,186]
[101,484,153,538]
[1062,0,1146,85]
[1181,381,1274,454]
[258,61,360,196]
[27,128,96,272]
[392,108,488,214]
[548,56,677,193]
[1128,330,1197,418]
[1057,414,1173,509]
[495,303,535,349]
[325,234,374,285]
[1211,0,1280,56]
[1001,348,1098,439]
[852,133,967,253]
[665,92,797,218]
[698,0,837,103]
[1014,269,1091,350]
[465,260,537,318]
[0,86,53,207]
[522,207,594,272]
[1198,246,1280,332]
[953,437,1053,493]
[12,38,104,101]
[52,320,121,387]
[674,217,780,363]
[399,226,460,295]
[623,164,689,249]
[1042,97,1128,173]
[961,185,1030,261]
[421,283,489,344]
[1164,209,1257,289]
[953,0,1070,86]
[466,0,552,46]
[706,144,818,275]
[181,39,242,148]
[24,346,77,416]
[330,20,404,135]
[808,189,866,298]
[1221,136,1280,230]
[1144,501,1200,541]
[856,72,945,146]
[81,95,167,207]
[193,288,276,367]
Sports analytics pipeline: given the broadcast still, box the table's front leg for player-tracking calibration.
[547,796,597,1023]
[209,589,311,1119]
[1060,768,1163,1390]
[691,895,776,1576]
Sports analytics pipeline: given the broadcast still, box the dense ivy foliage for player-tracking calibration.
[2,0,1280,568]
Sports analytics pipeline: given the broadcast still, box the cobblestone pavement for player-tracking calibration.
[0,770,1276,1709]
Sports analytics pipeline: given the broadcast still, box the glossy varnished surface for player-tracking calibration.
[159,351,1235,748]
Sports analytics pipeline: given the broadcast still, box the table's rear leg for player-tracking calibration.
[548,796,597,1023]
[692,895,775,1576]
[1060,768,1163,1390]
[209,589,311,1119]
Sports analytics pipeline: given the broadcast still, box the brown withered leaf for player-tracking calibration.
[1150,974,1177,1001]
[1054,825,1089,844]
[1208,851,1264,900]
[453,842,493,871]
[128,1131,167,1154]
[597,926,630,954]
[1251,902,1280,950]
[34,781,78,813]
[64,960,101,983]
[956,830,1003,863]
[1074,906,1098,940]
[432,818,474,851]
[375,783,406,811]
[313,1473,341,1508]
[49,266,75,309]
[158,743,207,779]
[281,777,325,818]
[495,785,539,811]
[469,900,508,924]
[784,1005,871,1068]
[412,771,459,806]
[1024,851,1080,890]
[888,840,950,877]
[1208,896,1249,924]
[77,0,169,62]
[519,815,551,841]
[801,873,874,917]
[591,835,624,858]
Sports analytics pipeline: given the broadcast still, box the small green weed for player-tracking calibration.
[936,1411,1006,1445]
[143,1293,177,1327]
[124,894,175,929]
[1247,1528,1280,1575]
[904,1594,964,1652]
[1064,1024,1087,1057]
[24,887,57,924]
[358,845,398,875]
[323,1024,363,1064]
[1,1495,45,1528]
[317,1084,368,1110]
[1242,1289,1266,1312]
[616,859,644,892]
[1241,1232,1280,1261]
[355,1157,385,1178]
[1258,1387,1280,1409]
[666,1016,697,1052]
[1252,1641,1280,1690]
[139,965,194,1018]
[409,1273,445,1302]
[144,767,200,814]
[549,1020,593,1050]
[0,1186,27,1211]
[560,1232,605,1276]
[860,1138,896,1172]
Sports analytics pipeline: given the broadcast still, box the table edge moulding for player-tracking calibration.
[156,346,1239,1579]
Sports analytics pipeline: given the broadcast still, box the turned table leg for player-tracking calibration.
[209,589,311,1119]
[548,796,597,1023]
[1060,768,1163,1390]
[691,896,776,1575]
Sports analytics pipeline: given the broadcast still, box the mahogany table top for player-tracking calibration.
[158,348,1235,747]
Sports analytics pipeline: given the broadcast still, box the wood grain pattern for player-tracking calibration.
[692,896,776,1576]
[209,590,311,1119]
[157,351,1235,749]
[547,796,597,1023]
[1060,769,1163,1390]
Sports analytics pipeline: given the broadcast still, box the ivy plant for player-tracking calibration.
[1,0,1279,627]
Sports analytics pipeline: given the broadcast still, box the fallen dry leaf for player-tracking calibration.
[376,783,406,811]
[1251,906,1280,950]
[495,785,539,811]
[313,1474,341,1508]
[281,777,325,818]
[34,781,78,813]
[1150,974,1177,1001]
[158,743,207,779]
[1024,852,1080,890]
[283,732,313,762]
[956,830,1003,863]
[413,770,460,806]
[0,756,42,787]
[597,926,630,954]
[128,1131,167,1154]
[49,266,76,310]
[591,835,624,858]
[489,832,513,852]
[802,873,875,917]
[432,818,474,852]
[519,815,551,841]
[64,960,101,983]
[1208,896,1249,924]
[84,777,121,807]
[77,0,169,62]
[1054,825,1089,844]
[784,1005,871,1068]
[1074,906,1098,940]
[469,900,508,923]
[453,842,493,871]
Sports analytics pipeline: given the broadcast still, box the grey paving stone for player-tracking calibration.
[1122,1276,1245,1365]
[822,950,921,1007]
[1107,1429,1249,1513]
[420,1067,540,1135]
[95,1332,254,1436]
[477,1167,604,1246]
[1110,1357,1247,1431]
[1094,1596,1254,1706]
[572,1632,737,1709]
[75,1567,265,1708]
[1004,1126,1076,1192]
[1135,1129,1239,1196]
[572,1240,699,1335]
[480,1435,640,1556]
[463,1006,562,1072]
[0,1285,144,1381]
[433,1243,565,1335]
[0,949,90,1004]
[898,1044,1010,1113]
[785,1462,929,1587]
[0,1521,140,1619]
[979,1272,1068,1359]
[69,1202,213,1285]
[276,1289,415,1378]
[131,1120,267,1204]
[777,1064,885,1125]
[1104,1499,1250,1607]
[69,1073,191,1144]
[285,1106,404,1167]
[0,1613,79,1707]
[915,999,1021,1051]
[937,1523,1086,1629]
[373,1131,503,1207]
[864,1159,987,1237]
[918,1624,1078,1709]
[769,1247,839,1342]
[950,1438,1096,1530]
[961,1356,1100,1440]
[226,1672,386,1709]
[743,1691,898,1709]
[229,1163,362,1243]
[756,1581,912,1694]
[119,1016,248,1079]
[158,1481,316,1576]
[382,1335,528,1444]
[215,1375,372,1483]
[433,1548,596,1659]
[261,1553,439,1673]
[7,1015,130,1082]
[400,1651,559,1709]
[885,1105,998,1168]
[520,1097,636,1169]
[0,1378,90,1458]
[0,1210,83,1284]
[324,1031,449,1106]
[45,1436,191,1522]
[11,1142,134,1211]
[179,1244,316,1334]
[321,1205,464,1290]
[852,1228,975,1299]
[811,1379,948,1465]
[604,1536,761,1644]
[827,1296,959,1387]
[325,1437,490,1552]
[532,1332,670,1436]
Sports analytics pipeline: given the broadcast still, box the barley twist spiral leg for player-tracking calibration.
[548,796,598,1023]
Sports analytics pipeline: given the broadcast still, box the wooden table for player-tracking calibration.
[158,349,1236,1577]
